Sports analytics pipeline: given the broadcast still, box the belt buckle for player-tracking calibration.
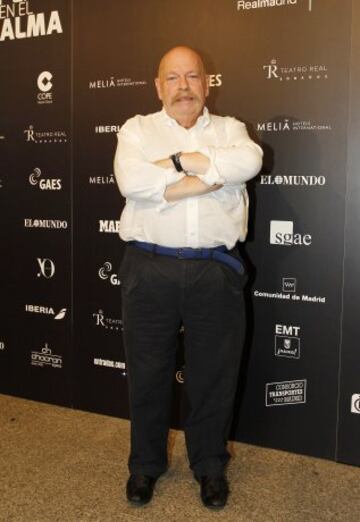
[177,248,185,259]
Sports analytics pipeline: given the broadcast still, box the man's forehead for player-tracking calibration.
[158,47,205,76]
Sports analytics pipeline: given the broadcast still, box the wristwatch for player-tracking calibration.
[170,152,185,173]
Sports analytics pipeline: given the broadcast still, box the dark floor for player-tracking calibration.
[1,394,360,521]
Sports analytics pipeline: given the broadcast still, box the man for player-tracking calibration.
[114,46,262,509]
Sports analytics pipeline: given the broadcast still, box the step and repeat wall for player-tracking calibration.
[1,0,359,466]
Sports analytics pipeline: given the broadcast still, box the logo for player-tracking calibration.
[254,278,326,304]
[37,71,53,104]
[237,0,313,12]
[0,3,63,42]
[270,221,312,246]
[275,324,301,359]
[29,168,62,190]
[263,57,327,82]
[89,174,115,185]
[25,305,67,320]
[93,358,127,375]
[37,258,55,279]
[24,125,68,143]
[266,379,307,406]
[24,218,68,229]
[351,394,360,414]
[99,220,121,233]
[95,125,121,134]
[260,175,326,186]
[98,262,120,286]
[31,343,62,368]
[0,341,5,351]
[89,76,147,89]
[93,309,123,331]
[282,278,296,293]
[257,118,332,132]
[176,365,185,384]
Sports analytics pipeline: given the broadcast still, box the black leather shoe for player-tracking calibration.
[196,474,229,509]
[126,474,158,505]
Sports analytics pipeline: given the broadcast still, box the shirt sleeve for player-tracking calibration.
[198,118,263,186]
[113,121,185,205]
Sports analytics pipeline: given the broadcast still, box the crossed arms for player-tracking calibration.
[114,116,263,206]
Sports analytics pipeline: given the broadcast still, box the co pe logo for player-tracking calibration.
[37,71,53,104]
[37,71,53,92]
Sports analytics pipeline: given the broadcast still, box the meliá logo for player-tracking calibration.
[29,168,62,190]
[260,174,326,186]
[257,118,332,132]
[25,304,67,320]
[99,220,120,233]
[270,220,312,246]
[24,218,68,229]
[89,174,115,185]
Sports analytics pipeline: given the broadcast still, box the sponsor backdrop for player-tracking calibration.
[1,0,359,466]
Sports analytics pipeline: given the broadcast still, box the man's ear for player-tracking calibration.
[154,78,162,101]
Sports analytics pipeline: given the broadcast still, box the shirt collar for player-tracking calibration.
[161,106,210,130]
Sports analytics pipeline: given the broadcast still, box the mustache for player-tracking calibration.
[172,91,199,103]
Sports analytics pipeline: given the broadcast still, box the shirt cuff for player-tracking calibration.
[198,147,225,186]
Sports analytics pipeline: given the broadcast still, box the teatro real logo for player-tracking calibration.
[237,1,313,12]
[24,125,67,143]
[98,262,120,286]
[24,218,68,230]
[263,58,327,81]
[25,304,67,320]
[31,343,62,368]
[89,76,147,89]
[261,174,326,187]
[93,309,123,331]
[99,220,120,233]
[29,168,62,190]
[37,71,53,104]
[270,220,312,246]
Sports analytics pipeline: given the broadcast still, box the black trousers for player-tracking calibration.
[119,244,246,478]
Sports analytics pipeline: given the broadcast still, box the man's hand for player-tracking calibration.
[164,176,222,202]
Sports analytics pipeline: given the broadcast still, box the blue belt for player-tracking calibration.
[129,240,245,275]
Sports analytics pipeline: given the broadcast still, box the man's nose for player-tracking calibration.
[178,75,189,89]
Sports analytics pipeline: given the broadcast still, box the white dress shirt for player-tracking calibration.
[114,107,263,249]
